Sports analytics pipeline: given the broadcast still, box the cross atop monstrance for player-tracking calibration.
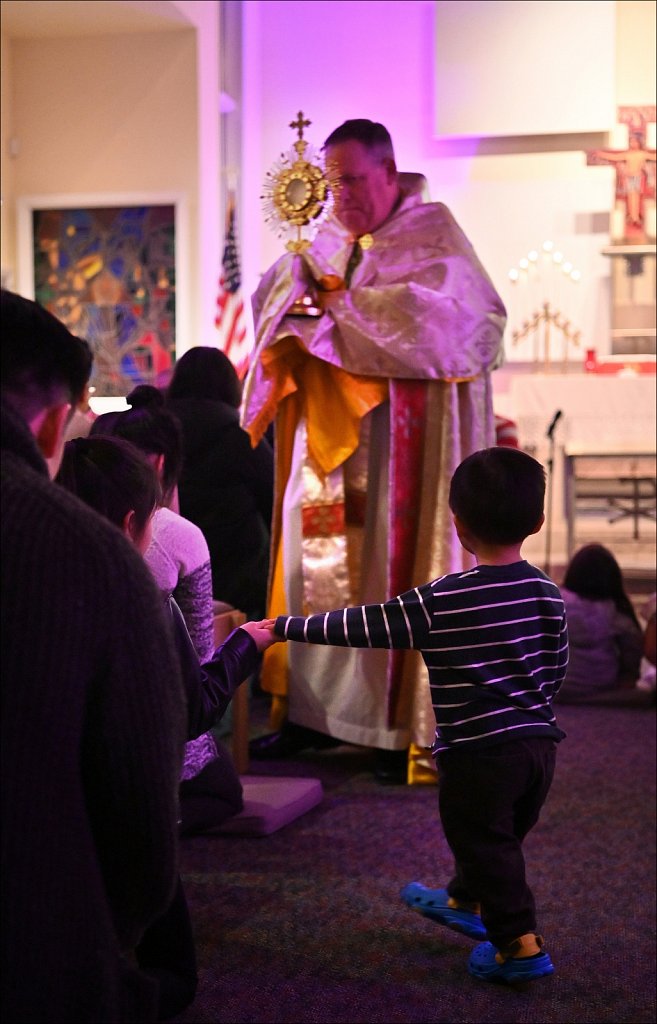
[289,111,311,139]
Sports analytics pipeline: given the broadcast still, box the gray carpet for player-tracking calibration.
[172,700,656,1023]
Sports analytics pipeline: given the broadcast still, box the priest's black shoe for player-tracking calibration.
[249,720,341,760]
[373,747,408,785]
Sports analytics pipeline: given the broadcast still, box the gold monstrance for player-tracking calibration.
[261,112,337,315]
[261,111,335,252]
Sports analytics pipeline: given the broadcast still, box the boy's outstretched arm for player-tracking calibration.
[274,590,431,650]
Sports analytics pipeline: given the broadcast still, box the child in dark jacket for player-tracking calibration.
[268,447,568,985]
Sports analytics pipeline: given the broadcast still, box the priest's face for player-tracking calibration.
[325,140,399,236]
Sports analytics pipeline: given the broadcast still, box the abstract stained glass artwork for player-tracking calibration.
[32,204,176,395]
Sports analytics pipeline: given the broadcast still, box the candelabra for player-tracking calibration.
[508,241,582,370]
[511,301,581,370]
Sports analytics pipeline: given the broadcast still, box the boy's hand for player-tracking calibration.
[240,619,285,652]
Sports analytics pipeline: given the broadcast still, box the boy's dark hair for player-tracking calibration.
[563,543,639,627]
[167,346,242,408]
[91,384,183,507]
[1,289,92,423]
[323,119,395,162]
[449,447,545,545]
[57,435,161,539]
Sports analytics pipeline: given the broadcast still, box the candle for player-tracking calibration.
[609,123,629,150]
[610,206,625,242]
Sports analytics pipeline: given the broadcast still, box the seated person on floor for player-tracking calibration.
[555,543,649,706]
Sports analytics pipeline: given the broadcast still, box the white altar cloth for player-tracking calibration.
[492,371,656,566]
[495,372,655,452]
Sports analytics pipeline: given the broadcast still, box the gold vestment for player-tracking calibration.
[242,192,507,781]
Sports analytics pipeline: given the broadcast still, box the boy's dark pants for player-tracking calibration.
[436,737,556,950]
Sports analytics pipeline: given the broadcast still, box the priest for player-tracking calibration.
[242,118,506,783]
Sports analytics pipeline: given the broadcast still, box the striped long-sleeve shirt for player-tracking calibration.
[276,560,568,754]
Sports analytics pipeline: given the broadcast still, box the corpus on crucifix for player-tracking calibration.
[587,107,656,243]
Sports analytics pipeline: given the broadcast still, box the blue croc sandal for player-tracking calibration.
[400,882,487,940]
[468,939,554,984]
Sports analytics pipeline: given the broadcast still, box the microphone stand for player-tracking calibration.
[544,411,562,578]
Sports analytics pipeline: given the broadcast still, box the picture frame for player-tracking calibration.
[17,192,189,397]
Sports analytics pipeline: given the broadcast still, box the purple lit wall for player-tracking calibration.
[241,0,476,292]
[239,0,644,361]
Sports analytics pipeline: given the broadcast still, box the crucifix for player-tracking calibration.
[586,106,656,243]
[586,107,657,359]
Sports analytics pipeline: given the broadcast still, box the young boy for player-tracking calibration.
[270,447,568,984]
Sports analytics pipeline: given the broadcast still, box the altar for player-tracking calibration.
[492,367,656,568]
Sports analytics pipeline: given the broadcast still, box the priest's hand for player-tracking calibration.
[316,274,346,311]
[316,289,345,311]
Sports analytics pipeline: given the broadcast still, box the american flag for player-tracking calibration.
[215,201,251,379]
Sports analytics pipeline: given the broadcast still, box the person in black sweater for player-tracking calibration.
[1,289,187,1023]
[167,346,274,620]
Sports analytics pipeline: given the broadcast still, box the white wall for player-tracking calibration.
[242,0,655,362]
[170,0,221,350]
[5,28,199,346]
[434,1,616,138]
[1,0,223,351]
[9,31,196,194]
[616,0,657,104]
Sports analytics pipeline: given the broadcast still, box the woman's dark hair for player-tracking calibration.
[127,384,164,408]
[563,543,640,627]
[166,347,242,408]
[56,435,161,541]
[89,385,183,506]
